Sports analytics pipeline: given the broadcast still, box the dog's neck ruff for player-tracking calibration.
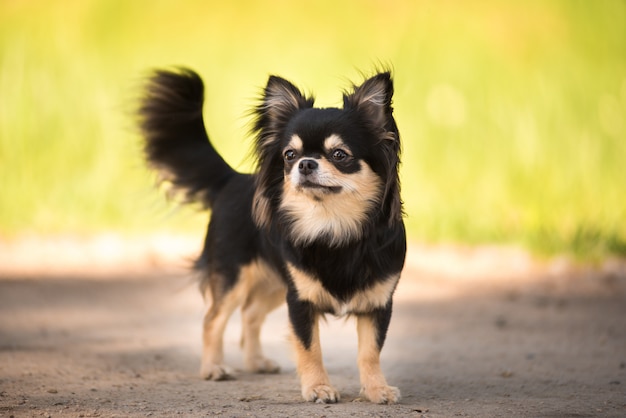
[280,191,381,248]
[284,204,365,247]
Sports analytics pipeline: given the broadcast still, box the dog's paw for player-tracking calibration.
[360,385,401,404]
[302,384,340,404]
[245,357,281,374]
[200,363,234,381]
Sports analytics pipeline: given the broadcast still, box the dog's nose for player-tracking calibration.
[298,159,318,175]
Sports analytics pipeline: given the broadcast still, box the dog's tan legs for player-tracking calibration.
[200,281,243,381]
[240,285,285,373]
[356,314,400,404]
[292,312,340,403]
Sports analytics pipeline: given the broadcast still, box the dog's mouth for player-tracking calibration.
[297,181,342,194]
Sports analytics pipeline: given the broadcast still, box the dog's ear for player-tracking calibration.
[252,76,314,230]
[343,72,395,139]
[254,76,314,147]
[264,76,312,115]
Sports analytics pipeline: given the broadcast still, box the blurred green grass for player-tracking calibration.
[1,0,625,258]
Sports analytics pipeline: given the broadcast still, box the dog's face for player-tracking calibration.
[253,72,401,246]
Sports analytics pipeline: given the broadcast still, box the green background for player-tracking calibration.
[1,0,625,258]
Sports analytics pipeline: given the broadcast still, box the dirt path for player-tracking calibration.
[1,239,625,417]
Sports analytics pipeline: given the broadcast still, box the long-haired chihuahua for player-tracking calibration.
[138,67,406,404]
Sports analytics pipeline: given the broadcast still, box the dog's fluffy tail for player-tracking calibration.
[138,68,236,208]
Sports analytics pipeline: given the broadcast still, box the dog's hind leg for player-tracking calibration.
[200,275,245,381]
[240,279,285,373]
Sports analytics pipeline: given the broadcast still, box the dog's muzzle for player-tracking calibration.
[293,159,342,194]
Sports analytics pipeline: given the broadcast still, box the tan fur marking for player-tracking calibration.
[291,313,340,403]
[240,261,286,373]
[323,134,345,152]
[346,275,400,314]
[286,263,336,311]
[252,192,272,229]
[201,274,245,380]
[281,160,382,247]
[201,259,285,380]
[286,134,303,152]
[287,262,399,316]
[357,315,400,404]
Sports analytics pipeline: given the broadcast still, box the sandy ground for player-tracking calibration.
[0,236,625,417]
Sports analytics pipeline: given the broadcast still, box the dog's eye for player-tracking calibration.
[284,149,296,162]
[331,149,348,162]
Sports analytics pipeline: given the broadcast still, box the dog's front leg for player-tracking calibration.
[356,303,400,404]
[287,290,339,403]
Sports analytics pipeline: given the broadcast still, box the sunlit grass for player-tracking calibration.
[1,0,624,258]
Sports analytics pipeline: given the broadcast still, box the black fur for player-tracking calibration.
[139,68,235,208]
[137,67,406,403]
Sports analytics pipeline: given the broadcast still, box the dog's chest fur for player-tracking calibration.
[281,232,405,316]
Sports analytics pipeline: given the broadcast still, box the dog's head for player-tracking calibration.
[252,72,402,247]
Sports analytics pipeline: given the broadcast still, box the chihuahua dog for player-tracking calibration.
[138,67,405,404]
